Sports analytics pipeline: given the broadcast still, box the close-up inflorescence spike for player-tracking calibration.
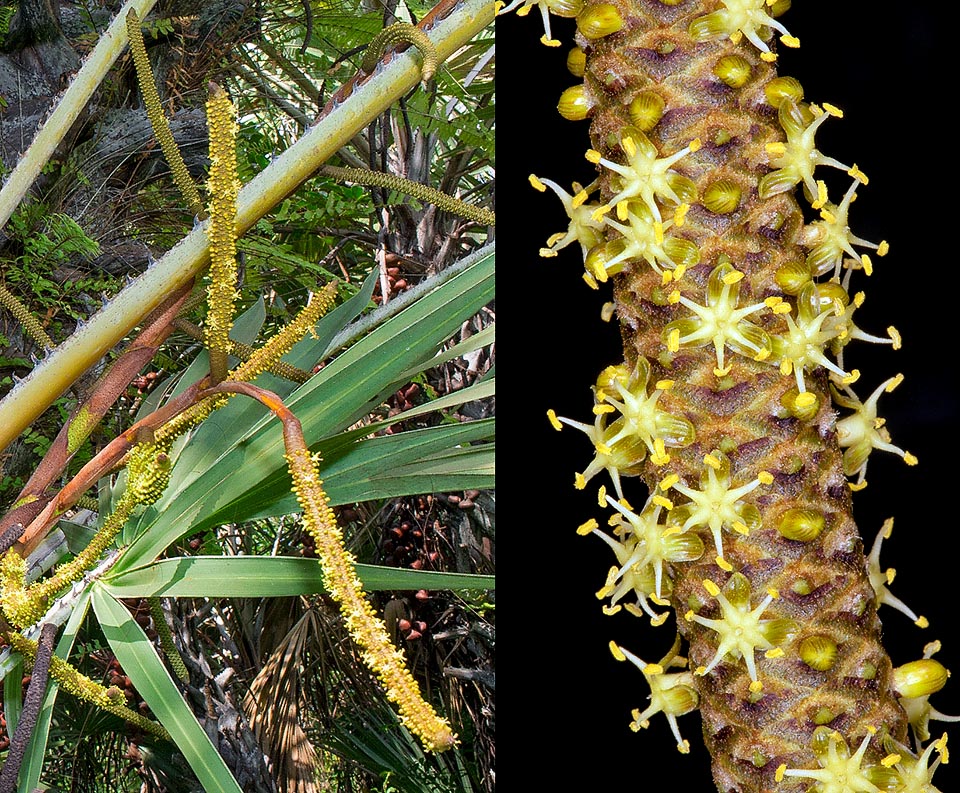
[510,1,958,790]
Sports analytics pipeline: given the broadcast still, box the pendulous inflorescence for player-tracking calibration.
[510,0,951,789]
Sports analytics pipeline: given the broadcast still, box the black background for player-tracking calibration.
[499,3,959,789]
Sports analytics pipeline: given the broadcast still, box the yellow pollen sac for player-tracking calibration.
[703,579,721,597]
[577,518,599,536]
[715,556,733,572]
[547,409,562,430]
[528,174,547,191]
[609,641,627,661]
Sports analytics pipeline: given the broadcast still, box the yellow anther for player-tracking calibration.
[694,664,708,675]
[749,680,763,692]
[650,594,671,607]
[656,379,675,390]
[703,579,721,597]
[904,452,918,466]
[609,641,627,661]
[795,391,817,408]
[528,174,546,191]
[731,520,749,535]
[668,289,682,304]
[760,52,777,62]
[765,647,785,658]
[881,754,901,768]
[848,164,869,184]
[773,303,791,314]
[596,443,611,456]
[861,254,873,276]
[916,616,929,628]
[582,272,599,290]
[878,240,890,256]
[577,518,599,536]
[545,232,567,247]
[757,471,774,485]
[674,264,687,280]
[597,485,607,507]
[652,495,674,510]
[674,203,690,226]
[685,610,695,622]
[651,612,670,627]
[668,328,680,352]
[764,296,783,308]
[585,148,602,164]
[644,663,665,675]
[765,142,787,156]
[780,360,793,376]
[622,136,637,158]
[602,604,622,615]
[849,480,868,491]
[591,205,611,222]
[601,302,615,322]
[715,555,733,572]
[654,221,665,245]
[571,189,589,208]
[540,35,561,46]
[575,473,587,489]
[753,348,771,361]
[767,588,780,599]
[592,404,615,415]
[820,208,837,224]
[616,200,629,221]
[662,270,673,286]
[547,409,562,430]
[886,373,905,392]
[841,369,860,384]
[813,180,828,209]
[659,473,680,490]
[780,34,800,48]
[703,453,722,469]
[853,291,866,307]
[775,764,787,782]
[713,365,732,377]
[662,526,683,537]
[822,102,843,117]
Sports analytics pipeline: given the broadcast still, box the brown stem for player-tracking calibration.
[0,623,57,793]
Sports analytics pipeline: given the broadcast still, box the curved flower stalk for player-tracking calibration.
[512,2,953,790]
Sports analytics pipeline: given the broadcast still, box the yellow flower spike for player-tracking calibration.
[8,632,171,740]
[126,9,205,219]
[285,440,455,751]
[204,82,241,384]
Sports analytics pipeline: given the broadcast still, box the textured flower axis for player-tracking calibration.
[833,375,918,487]
[683,572,796,691]
[520,0,948,783]
[610,636,699,754]
[579,487,704,623]
[688,0,799,56]
[663,261,773,376]
[586,127,699,224]
[663,449,771,568]
[529,174,604,261]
